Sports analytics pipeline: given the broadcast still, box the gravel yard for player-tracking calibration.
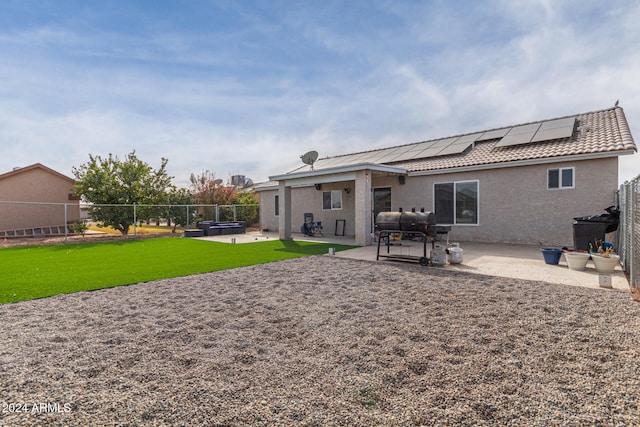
[1,256,639,426]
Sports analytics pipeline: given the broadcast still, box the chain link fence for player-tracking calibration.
[618,174,640,289]
[0,201,260,242]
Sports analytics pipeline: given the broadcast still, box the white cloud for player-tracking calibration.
[0,0,638,187]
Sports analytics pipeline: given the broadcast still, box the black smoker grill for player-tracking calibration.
[375,211,451,266]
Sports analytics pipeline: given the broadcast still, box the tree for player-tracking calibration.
[189,170,238,220]
[165,187,196,232]
[235,190,260,225]
[189,170,238,205]
[69,219,89,237]
[73,151,174,235]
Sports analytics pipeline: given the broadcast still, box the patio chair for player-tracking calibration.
[301,212,323,237]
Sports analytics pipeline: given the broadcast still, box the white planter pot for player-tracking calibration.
[563,251,590,271]
[591,254,620,274]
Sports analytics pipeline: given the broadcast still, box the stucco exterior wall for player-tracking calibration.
[372,158,617,246]
[0,167,80,231]
[258,188,279,232]
[260,180,357,236]
[262,157,619,247]
[446,158,617,246]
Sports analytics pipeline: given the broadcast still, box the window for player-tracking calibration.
[274,195,279,216]
[434,183,454,224]
[434,180,478,225]
[548,167,574,189]
[323,190,342,210]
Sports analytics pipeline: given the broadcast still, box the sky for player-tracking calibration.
[1,0,638,188]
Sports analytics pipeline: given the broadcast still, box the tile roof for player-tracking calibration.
[288,106,636,175]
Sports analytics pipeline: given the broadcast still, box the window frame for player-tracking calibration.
[274,194,279,216]
[322,190,343,210]
[433,179,479,226]
[547,167,575,190]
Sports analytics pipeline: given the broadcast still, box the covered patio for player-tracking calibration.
[269,163,407,246]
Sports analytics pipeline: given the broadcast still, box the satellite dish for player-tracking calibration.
[244,178,254,187]
[300,150,319,170]
[214,179,223,185]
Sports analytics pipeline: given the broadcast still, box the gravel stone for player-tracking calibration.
[1,256,639,426]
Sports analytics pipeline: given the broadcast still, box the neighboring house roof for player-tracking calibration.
[252,181,279,191]
[273,106,636,182]
[0,163,76,183]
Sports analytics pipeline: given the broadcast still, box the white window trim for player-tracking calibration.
[432,179,480,226]
[547,167,575,190]
[322,190,343,210]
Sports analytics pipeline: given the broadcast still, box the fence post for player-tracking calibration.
[133,203,137,239]
[215,205,219,222]
[618,185,626,269]
[64,203,68,243]
[233,204,237,222]
[631,179,637,288]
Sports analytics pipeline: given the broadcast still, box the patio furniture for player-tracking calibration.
[301,213,323,237]
[196,221,246,236]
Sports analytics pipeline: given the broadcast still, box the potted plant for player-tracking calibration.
[563,250,590,271]
[591,245,620,274]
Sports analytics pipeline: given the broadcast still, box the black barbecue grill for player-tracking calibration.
[375,211,451,266]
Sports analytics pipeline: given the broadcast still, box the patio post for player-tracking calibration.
[278,181,292,240]
[355,170,372,246]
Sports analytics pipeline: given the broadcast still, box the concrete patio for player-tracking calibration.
[194,231,630,292]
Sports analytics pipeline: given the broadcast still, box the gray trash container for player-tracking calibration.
[572,220,608,251]
[572,206,619,251]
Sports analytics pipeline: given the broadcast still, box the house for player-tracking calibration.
[255,106,637,247]
[0,163,80,235]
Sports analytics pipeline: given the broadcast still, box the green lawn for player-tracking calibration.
[0,238,355,304]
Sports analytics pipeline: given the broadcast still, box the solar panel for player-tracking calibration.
[411,141,438,151]
[316,152,369,168]
[414,146,447,158]
[495,123,542,147]
[454,132,484,144]
[375,136,478,162]
[538,117,576,130]
[374,146,416,163]
[383,144,417,162]
[364,148,400,163]
[531,127,574,142]
[436,141,474,156]
[320,156,353,168]
[340,143,427,166]
[346,152,376,162]
[429,137,459,148]
[303,115,578,170]
[312,157,343,169]
[477,128,510,141]
[530,117,576,142]
[390,141,438,163]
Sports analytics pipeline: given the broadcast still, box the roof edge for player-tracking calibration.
[270,162,407,181]
[408,150,634,176]
[614,106,637,151]
[0,163,76,183]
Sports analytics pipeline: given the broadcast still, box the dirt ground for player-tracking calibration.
[1,256,639,426]
[1,231,177,248]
